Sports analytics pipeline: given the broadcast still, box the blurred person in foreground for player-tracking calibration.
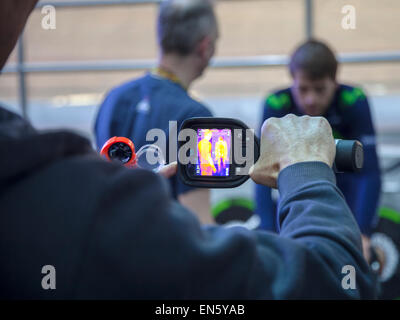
[0,0,376,299]
[95,0,217,224]
[255,40,382,260]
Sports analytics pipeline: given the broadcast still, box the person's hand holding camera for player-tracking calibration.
[250,114,336,188]
[158,161,178,178]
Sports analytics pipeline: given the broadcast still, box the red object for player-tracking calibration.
[100,136,137,167]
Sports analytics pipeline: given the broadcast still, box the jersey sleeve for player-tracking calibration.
[255,93,291,231]
[94,89,120,151]
[340,88,382,235]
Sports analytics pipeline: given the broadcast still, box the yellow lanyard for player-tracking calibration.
[153,67,187,91]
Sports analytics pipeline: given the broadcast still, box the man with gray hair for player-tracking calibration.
[95,0,218,224]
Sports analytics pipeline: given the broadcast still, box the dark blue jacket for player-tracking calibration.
[0,106,376,299]
[256,85,382,235]
[94,73,212,199]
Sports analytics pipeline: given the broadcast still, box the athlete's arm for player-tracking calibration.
[207,154,216,172]
[94,89,120,151]
[255,94,290,231]
[346,91,382,236]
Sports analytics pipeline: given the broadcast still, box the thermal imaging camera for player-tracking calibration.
[100,118,364,189]
[177,117,364,189]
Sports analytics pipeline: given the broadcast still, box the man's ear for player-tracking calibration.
[195,36,212,60]
[0,0,39,70]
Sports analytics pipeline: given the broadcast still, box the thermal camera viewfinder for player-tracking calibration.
[178,117,364,189]
[178,118,260,189]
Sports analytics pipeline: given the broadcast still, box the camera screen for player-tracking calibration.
[196,129,231,177]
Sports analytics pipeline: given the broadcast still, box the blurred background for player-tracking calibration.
[0,0,399,209]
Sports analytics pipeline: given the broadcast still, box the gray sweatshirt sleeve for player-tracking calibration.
[78,161,377,299]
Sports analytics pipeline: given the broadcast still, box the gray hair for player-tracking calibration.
[157,0,217,56]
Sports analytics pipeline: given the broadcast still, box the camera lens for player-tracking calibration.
[108,142,132,164]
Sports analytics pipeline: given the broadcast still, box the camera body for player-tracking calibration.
[177,117,363,189]
[99,117,363,189]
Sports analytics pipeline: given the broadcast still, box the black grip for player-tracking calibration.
[334,139,364,172]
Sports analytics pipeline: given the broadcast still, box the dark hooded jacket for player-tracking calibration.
[0,106,376,299]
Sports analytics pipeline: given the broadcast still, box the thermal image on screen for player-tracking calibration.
[196,129,231,177]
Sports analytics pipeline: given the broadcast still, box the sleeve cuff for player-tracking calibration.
[278,161,336,197]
